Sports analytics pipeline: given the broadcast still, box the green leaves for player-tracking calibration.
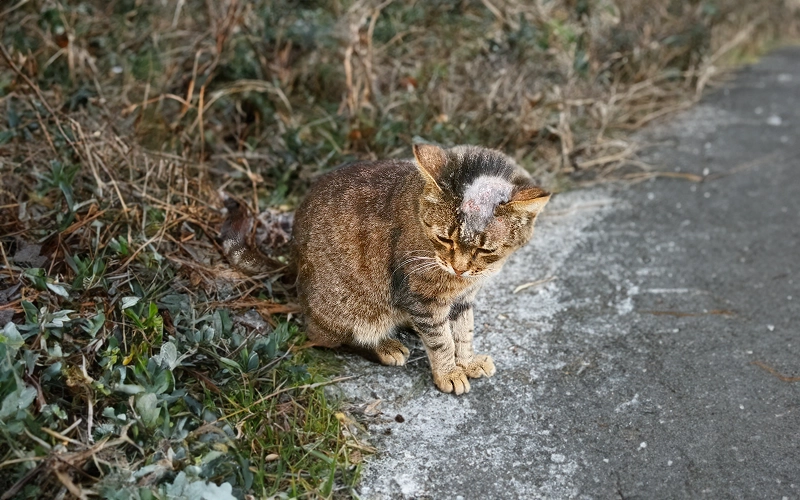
[0,324,36,435]
[65,253,107,290]
[81,311,106,338]
[0,322,24,355]
[255,321,292,360]
[38,160,80,213]
[135,393,160,429]
[22,268,47,291]
[0,385,37,423]
[22,268,72,298]
[162,472,236,500]
[122,300,164,344]
[108,236,131,256]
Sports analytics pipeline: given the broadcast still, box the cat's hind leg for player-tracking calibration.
[372,338,410,366]
[305,315,348,348]
[342,339,409,366]
[350,323,410,366]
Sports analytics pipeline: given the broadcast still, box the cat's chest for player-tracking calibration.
[407,272,480,303]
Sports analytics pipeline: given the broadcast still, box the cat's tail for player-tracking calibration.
[219,194,284,275]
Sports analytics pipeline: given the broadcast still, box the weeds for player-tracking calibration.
[0,0,798,498]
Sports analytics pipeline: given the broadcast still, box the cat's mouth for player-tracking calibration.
[436,258,484,278]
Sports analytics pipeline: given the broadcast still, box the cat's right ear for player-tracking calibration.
[413,144,447,189]
[502,187,551,215]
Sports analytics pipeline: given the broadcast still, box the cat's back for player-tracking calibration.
[294,159,420,231]
[305,158,416,201]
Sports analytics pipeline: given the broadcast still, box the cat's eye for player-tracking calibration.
[475,247,495,254]
[435,235,454,245]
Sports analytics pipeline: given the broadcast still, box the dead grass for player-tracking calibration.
[0,0,798,497]
[4,1,797,195]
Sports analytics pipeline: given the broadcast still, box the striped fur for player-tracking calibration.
[292,143,550,394]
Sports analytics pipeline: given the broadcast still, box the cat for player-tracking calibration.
[222,143,550,394]
[290,143,550,394]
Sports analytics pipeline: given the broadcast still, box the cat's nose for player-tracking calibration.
[453,267,468,276]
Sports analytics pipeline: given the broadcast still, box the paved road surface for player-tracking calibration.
[336,46,800,499]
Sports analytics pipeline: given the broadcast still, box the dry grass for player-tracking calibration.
[3,1,797,196]
[0,0,798,497]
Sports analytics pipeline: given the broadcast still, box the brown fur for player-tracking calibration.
[292,143,550,394]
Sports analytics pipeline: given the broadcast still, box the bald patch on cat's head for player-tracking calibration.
[458,175,513,239]
[438,146,516,195]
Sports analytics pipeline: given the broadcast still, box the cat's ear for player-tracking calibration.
[413,144,447,189]
[504,187,550,215]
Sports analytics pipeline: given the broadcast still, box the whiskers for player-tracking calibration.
[406,260,441,277]
[391,250,496,279]
[392,250,443,278]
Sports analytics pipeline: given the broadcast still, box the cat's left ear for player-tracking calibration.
[413,144,447,189]
[504,187,551,215]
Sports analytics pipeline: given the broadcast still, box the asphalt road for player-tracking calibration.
[336,46,800,499]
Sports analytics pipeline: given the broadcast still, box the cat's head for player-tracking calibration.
[413,143,550,278]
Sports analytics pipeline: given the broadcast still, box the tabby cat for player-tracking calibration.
[290,144,550,394]
[222,144,549,393]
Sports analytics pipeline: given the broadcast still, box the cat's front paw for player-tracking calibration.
[375,339,410,366]
[459,354,496,379]
[433,367,470,395]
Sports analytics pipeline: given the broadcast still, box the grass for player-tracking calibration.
[0,0,797,498]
